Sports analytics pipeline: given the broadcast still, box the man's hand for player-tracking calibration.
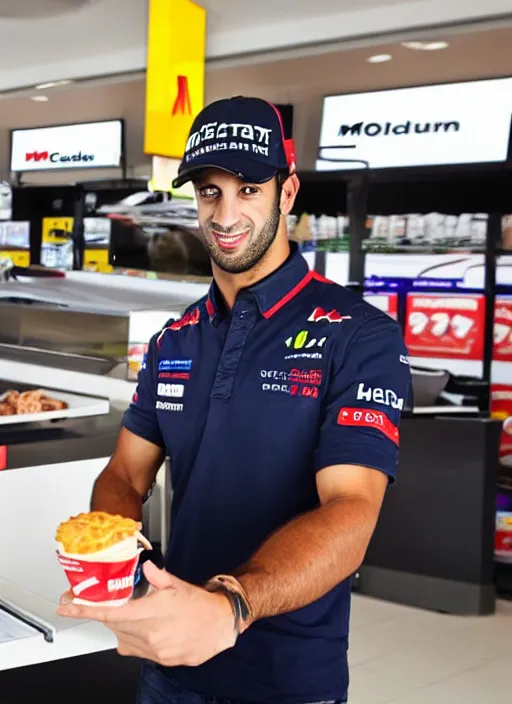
[57,562,237,667]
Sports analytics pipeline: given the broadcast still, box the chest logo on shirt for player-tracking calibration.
[285,330,327,350]
[157,383,184,399]
[156,310,201,347]
[309,307,352,324]
[337,407,399,445]
[156,401,183,412]
[260,368,323,399]
[169,308,200,331]
[159,359,193,372]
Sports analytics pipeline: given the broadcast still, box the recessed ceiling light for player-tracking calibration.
[35,79,73,90]
[401,41,449,51]
[367,54,392,64]
[31,95,49,102]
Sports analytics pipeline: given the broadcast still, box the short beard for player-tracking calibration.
[202,195,281,274]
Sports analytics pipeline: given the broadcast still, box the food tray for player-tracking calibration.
[0,388,109,426]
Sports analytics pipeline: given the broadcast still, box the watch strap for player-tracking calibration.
[204,574,253,633]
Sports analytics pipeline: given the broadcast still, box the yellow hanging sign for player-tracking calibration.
[144,0,206,160]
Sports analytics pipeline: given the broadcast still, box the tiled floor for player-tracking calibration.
[348,595,512,704]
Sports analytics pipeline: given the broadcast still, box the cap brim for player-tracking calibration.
[172,153,279,189]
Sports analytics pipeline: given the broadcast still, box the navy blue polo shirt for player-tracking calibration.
[123,244,411,704]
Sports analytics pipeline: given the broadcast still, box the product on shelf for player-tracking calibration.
[0,389,68,415]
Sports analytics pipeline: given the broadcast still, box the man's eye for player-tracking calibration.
[241,186,258,196]
[200,187,219,198]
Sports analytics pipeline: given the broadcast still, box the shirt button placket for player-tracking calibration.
[211,302,255,400]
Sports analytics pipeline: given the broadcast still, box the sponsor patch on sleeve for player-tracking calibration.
[337,407,399,445]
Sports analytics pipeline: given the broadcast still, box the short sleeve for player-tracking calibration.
[122,333,165,448]
[315,313,411,483]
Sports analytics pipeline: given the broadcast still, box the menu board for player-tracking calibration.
[491,385,512,470]
[404,293,485,360]
[40,216,112,272]
[494,298,512,362]
[0,222,30,267]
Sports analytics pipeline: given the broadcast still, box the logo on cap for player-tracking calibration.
[173,97,294,188]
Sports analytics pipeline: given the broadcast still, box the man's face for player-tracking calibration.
[193,169,281,274]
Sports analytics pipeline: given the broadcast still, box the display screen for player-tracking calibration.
[0,221,30,267]
[0,222,29,249]
[317,77,512,170]
[10,120,123,172]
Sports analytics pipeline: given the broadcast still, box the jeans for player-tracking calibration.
[136,662,345,704]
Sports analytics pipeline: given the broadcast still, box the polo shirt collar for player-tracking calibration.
[206,243,311,323]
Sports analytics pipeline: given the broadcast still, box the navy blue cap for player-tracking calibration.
[172,96,296,189]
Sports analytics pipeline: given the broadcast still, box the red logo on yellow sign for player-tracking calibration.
[172,76,192,117]
[144,0,206,159]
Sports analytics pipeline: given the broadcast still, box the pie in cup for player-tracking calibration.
[56,511,152,606]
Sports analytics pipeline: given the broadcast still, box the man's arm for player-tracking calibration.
[233,313,410,628]
[234,464,387,625]
[91,329,166,520]
[91,427,165,520]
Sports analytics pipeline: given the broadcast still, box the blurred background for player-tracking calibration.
[0,2,511,702]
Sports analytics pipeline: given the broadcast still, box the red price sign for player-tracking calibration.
[493,298,512,362]
[491,385,512,469]
[404,293,485,360]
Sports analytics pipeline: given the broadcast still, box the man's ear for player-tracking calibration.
[279,174,300,216]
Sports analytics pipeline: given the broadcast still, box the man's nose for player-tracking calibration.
[212,194,241,231]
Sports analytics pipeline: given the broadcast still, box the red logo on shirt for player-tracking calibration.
[337,407,399,445]
[158,372,190,381]
[289,368,323,386]
[308,308,352,324]
[169,308,200,331]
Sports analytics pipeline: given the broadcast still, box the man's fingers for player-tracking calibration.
[56,565,185,622]
[59,590,74,606]
[56,588,169,622]
[56,602,117,622]
[115,631,149,659]
[109,618,157,639]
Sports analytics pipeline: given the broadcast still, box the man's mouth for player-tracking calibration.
[212,230,249,251]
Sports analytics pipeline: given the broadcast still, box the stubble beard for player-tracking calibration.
[201,196,281,275]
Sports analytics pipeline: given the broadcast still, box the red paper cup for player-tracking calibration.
[56,530,152,606]
[57,551,141,606]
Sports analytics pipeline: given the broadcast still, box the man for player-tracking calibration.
[58,96,411,704]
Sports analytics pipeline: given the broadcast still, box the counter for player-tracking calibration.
[359,414,502,616]
[0,405,168,674]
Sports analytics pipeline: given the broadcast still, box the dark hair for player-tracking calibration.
[276,169,291,193]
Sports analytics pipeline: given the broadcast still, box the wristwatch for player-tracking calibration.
[204,574,253,635]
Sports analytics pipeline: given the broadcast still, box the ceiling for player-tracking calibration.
[2,24,512,182]
[0,0,95,19]
[1,0,512,91]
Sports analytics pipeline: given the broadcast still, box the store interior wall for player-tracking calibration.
[206,26,512,170]
[0,76,150,184]
[2,25,512,183]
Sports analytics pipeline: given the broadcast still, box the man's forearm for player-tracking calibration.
[91,467,143,521]
[233,497,379,625]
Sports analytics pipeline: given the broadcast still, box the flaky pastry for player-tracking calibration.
[0,388,68,416]
[56,511,149,555]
